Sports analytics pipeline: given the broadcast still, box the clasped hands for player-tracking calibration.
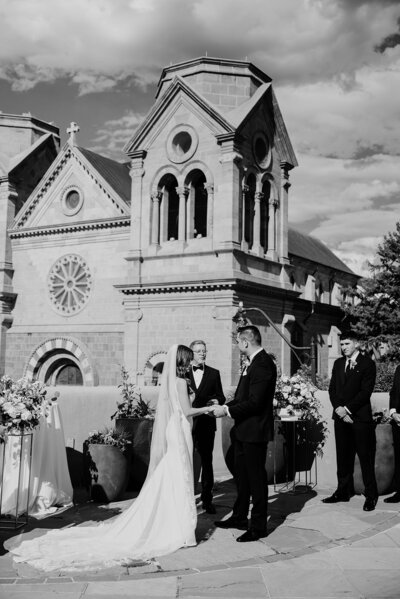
[206,400,227,418]
[335,406,353,424]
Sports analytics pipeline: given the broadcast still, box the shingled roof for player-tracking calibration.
[78,147,131,205]
[288,228,357,277]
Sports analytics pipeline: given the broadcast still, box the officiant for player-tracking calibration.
[189,340,225,514]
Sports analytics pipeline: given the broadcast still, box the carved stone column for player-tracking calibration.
[204,182,214,239]
[241,183,249,249]
[280,162,291,263]
[176,186,188,241]
[127,150,146,257]
[150,191,162,245]
[252,191,263,254]
[0,178,17,375]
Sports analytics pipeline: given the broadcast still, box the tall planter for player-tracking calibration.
[85,443,128,503]
[354,423,395,496]
[221,418,288,484]
[115,418,154,491]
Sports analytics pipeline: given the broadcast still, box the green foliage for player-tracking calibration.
[343,222,400,358]
[375,360,397,392]
[85,427,132,452]
[111,366,155,420]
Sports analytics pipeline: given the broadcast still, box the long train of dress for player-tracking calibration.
[5,404,196,571]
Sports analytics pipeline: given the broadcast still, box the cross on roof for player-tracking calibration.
[66,122,80,146]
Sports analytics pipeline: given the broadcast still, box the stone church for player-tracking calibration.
[0,57,358,396]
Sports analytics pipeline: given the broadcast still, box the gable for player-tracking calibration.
[14,145,131,230]
[124,76,233,156]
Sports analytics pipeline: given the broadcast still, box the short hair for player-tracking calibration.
[176,345,193,378]
[190,340,206,350]
[339,330,359,342]
[237,325,262,346]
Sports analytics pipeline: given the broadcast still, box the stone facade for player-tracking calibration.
[0,58,358,394]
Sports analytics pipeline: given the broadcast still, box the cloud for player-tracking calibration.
[89,111,144,159]
[0,0,399,93]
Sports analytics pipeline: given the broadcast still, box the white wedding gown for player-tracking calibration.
[5,346,197,572]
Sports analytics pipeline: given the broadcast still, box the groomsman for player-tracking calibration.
[189,340,225,514]
[384,365,400,503]
[323,331,378,511]
[213,325,277,542]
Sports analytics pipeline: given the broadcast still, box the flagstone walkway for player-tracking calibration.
[1,479,400,598]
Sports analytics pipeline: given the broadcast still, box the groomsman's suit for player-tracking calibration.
[328,350,378,502]
[386,366,400,500]
[227,347,277,536]
[189,362,225,509]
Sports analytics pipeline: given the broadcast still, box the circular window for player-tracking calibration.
[167,125,198,164]
[61,186,83,216]
[172,131,192,156]
[48,254,92,315]
[252,132,271,169]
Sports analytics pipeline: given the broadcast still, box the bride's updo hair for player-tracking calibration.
[176,345,193,379]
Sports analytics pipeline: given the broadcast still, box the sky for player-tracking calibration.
[1,0,400,277]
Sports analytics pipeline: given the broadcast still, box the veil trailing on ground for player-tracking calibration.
[5,343,196,572]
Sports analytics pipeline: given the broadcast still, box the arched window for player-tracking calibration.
[291,323,304,375]
[244,174,256,249]
[152,362,164,385]
[261,180,270,253]
[188,170,207,238]
[158,174,179,242]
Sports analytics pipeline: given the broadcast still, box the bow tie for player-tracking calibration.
[193,365,204,372]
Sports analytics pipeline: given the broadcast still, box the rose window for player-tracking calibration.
[48,255,92,315]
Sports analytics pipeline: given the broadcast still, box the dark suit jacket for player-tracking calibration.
[329,353,376,422]
[228,349,277,443]
[189,365,225,434]
[389,365,400,412]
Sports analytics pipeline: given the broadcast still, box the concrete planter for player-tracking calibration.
[115,418,154,491]
[86,443,128,503]
[354,423,395,496]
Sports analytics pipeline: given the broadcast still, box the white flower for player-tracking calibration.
[21,410,32,421]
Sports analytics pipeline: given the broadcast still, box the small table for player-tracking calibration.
[273,418,317,493]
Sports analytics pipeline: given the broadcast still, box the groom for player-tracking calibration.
[213,325,277,542]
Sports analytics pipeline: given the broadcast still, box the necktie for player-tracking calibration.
[193,365,204,372]
[345,360,351,374]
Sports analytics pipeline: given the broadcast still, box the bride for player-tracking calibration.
[5,344,215,572]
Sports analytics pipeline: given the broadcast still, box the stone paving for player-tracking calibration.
[1,479,400,598]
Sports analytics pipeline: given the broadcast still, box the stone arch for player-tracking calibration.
[150,164,182,191]
[24,336,97,386]
[182,160,213,186]
[142,350,168,386]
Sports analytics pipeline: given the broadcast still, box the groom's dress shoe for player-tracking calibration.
[363,497,377,512]
[384,492,400,503]
[236,529,266,543]
[202,502,217,514]
[322,493,350,504]
[214,516,247,530]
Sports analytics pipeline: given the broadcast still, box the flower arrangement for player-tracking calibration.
[85,427,132,452]
[111,366,155,420]
[274,372,328,456]
[0,375,48,437]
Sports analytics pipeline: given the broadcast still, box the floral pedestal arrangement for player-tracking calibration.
[0,376,48,528]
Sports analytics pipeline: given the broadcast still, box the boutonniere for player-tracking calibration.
[349,361,356,370]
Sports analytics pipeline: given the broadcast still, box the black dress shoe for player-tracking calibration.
[236,529,266,543]
[384,492,400,503]
[322,493,351,504]
[202,503,217,514]
[363,497,378,511]
[214,516,248,530]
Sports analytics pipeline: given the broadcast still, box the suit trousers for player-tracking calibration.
[391,422,400,493]
[334,419,378,499]
[232,439,268,533]
[193,428,215,504]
